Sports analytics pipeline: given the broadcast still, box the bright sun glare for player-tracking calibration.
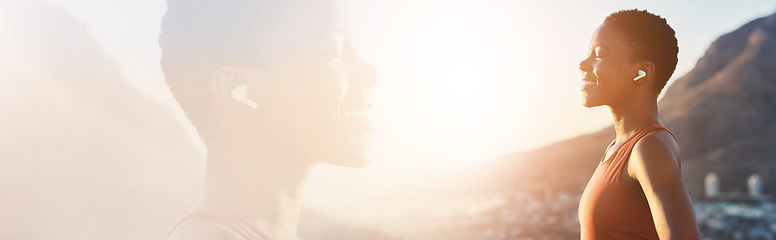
[393,3,519,168]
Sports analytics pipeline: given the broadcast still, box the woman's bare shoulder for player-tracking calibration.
[629,130,682,185]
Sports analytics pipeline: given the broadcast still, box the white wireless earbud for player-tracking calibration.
[231,84,259,109]
[633,70,647,81]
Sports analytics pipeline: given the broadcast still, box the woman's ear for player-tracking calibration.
[210,66,259,113]
[633,62,656,83]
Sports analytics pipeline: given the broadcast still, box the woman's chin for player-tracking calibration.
[324,148,373,168]
[324,134,374,168]
[341,156,372,169]
[581,94,603,108]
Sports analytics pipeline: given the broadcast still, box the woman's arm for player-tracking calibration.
[629,131,701,240]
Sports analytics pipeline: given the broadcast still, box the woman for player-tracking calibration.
[577,9,701,239]
[159,0,378,239]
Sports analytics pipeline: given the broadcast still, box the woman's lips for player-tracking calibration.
[581,79,597,91]
[339,105,376,131]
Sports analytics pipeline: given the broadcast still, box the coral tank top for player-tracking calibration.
[579,124,673,240]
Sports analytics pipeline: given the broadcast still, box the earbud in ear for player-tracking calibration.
[633,70,647,81]
[231,85,259,110]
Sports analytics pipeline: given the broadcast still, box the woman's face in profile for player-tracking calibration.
[579,22,639,108]
[244,0,378,167]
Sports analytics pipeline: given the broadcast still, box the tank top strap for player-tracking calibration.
[166,206,273,240]
[608,124,670,170]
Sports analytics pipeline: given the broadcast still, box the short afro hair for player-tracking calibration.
[604,9,678,94]
[159,0,283,142]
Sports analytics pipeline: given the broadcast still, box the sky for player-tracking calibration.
[36,0,776,211]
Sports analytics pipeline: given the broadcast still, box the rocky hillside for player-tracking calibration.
[659,11,776,196]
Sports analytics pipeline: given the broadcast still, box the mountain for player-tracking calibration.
[659,12,776,196]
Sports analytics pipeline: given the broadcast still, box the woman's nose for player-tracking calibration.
[579,58,593,72]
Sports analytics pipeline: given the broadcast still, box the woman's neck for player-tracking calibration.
[608,95,660,143]
[198,134,316,240]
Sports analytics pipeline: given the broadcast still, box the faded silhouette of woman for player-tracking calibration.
[160,0,378,239]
